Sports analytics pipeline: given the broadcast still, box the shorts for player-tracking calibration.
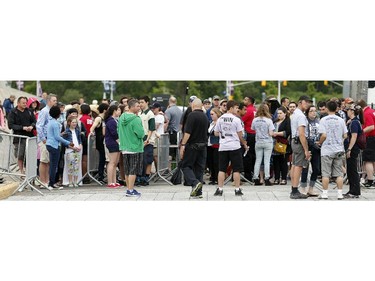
[38,141,49,163]
[13,138,26,160]
[321,153,344,178]
[291,142,309,168]
[218,148,243,173]
[363,136,375,162]
[123,153,143,176]
[107,144,120,153]
[143,144,154,165]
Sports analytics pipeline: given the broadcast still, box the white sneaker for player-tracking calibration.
[46,186,54,191]
[318,193,328,199]
[58,186,64,190]
[337,193,344,200]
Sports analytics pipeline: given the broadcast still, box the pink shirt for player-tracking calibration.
[0,107,5,129]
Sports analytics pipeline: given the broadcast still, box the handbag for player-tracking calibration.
[356,132,366,150]
[274,141,287,154]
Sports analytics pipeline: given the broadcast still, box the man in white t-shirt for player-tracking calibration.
[317,100,348,200]
[151,102,165,137]
[214,100,248,196]
[151,102,165,167]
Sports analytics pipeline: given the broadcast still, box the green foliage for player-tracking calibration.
[60,89,81,104]
[13,80,344,106]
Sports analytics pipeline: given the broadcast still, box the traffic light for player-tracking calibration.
[261,80,267,87]
[282,80,287,87]
[324,80,329,86]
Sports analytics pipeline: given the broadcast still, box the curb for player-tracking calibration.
[0,182,19,200]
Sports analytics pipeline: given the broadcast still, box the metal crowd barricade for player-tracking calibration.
[149,133,180,185]
[78,132,102,185]
[0,132,42,195]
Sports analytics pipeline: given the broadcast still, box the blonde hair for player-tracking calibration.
[255,103,272,119]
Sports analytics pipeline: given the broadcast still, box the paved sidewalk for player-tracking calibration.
[4,179,375,201]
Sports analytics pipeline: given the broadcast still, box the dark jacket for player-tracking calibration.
[274,117,291,153]
[8,107,36,139]
[63,127,83,145]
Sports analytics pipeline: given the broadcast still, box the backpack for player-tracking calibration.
[352,119,366,150]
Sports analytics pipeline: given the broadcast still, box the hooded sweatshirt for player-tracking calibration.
[118,112,145,153]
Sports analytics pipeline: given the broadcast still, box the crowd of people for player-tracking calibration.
[0,91,374,200]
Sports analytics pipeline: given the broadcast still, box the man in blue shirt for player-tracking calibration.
[3,95,15,117]
[36,94,58,187]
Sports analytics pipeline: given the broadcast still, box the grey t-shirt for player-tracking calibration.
[165,104,182,133]
[318,114,348,156]
[291,108,308,138]
[251,117,275,144]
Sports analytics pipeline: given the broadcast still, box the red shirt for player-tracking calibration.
[80,114,94,137]
[363,106,375,137]
[242,104,256,134]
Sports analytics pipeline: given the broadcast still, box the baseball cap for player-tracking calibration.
[203,99,211,104]
[212,95,220,100]
[220,99,228,105]
[189,95,197,103]
[298,95,313,103]
[344,97,354,104]
[151,102,162,109]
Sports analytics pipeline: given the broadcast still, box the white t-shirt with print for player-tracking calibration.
[251,117,275,144]
[214,113,243,151]
[318,114,348,156]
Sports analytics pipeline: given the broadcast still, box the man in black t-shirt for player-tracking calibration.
[179,98,209,198]
[8,97,37,174]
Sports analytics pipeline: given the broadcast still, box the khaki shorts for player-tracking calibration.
[38,141,50,163]
[321,153,344,178]
[291,142,309,168]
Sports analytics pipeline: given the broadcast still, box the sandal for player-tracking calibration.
[280,180,287,185]
[274,179,280,185]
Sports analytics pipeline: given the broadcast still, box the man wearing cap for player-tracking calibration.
[151,102,165,169]
[206,95,220,122]
[203,99,211,112]
[289,95,313,199]
[165,96,182,160]
[219,99,228,115]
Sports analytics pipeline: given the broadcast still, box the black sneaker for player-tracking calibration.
[235,188,244,196]
[190,182,203,197]
[364,181,375,189]
[265,179,273,186]
[213,188,223,196]
[343,192,360,199]
[290,191,309,199]
[253,179,262,186]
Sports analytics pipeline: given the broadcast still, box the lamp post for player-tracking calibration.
[102,80,116,100]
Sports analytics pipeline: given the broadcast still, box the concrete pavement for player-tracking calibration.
[4,177,375,201]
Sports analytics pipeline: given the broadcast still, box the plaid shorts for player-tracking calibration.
[123,153,143,176]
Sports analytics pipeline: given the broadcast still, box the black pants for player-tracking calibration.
[273,154,289,181]
[97,148,106,180]
[301,147,321,184]
[207,146,219,182]
[169,131,178,160]
[347,147,361,195]
[181,144,207,187]
[243,133,256,180]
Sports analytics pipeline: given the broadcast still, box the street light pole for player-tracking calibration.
[277,80,281,103]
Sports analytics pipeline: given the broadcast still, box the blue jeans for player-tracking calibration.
[47,145,60,187]
[253,142,273,180]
